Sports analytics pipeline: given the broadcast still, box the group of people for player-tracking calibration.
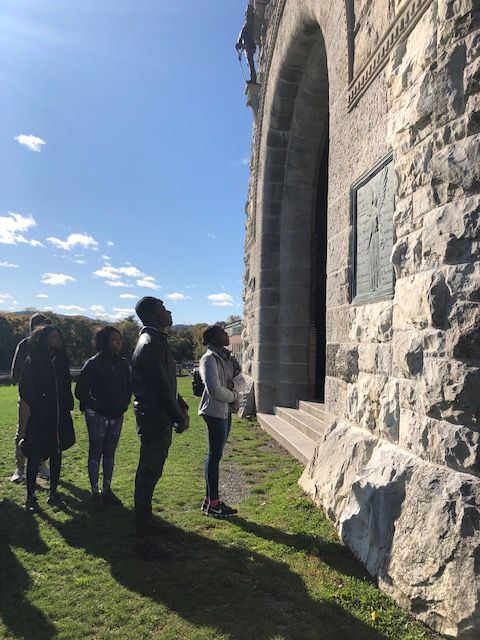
[9,296,245,560]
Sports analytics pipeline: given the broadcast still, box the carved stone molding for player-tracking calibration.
[347,0,433,111]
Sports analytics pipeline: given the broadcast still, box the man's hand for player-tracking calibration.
[174,407,190,434]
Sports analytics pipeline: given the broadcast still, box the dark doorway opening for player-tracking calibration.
[312,127,329,401]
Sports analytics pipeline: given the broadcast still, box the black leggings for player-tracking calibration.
[27,451,62,499]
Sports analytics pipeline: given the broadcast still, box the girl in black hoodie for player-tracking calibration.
[75,326,131,505]
[20,325,75,512]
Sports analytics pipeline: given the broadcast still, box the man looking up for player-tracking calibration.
[10,313,52,483]
[132,296,189,560]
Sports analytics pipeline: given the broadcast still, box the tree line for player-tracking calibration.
[0,312,241,372]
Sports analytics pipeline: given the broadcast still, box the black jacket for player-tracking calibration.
[19,353,75,458]
[75,353,131,419]
[132,327,187,434]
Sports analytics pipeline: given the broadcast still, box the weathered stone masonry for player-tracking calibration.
[243,0,480,637]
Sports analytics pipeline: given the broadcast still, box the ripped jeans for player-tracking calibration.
[85,409,123,493]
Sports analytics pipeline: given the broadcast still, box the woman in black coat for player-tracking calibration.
[75,326,131,506]
[19,325,75,512]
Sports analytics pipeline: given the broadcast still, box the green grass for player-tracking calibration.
[0,379,441,640]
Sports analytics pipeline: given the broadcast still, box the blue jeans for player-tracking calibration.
[85,409,123,493]
[203,414,232,501]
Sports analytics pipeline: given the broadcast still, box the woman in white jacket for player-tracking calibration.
[198,325,241,517]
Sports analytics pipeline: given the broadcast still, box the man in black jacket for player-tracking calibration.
[10,313,52,483]
[132,296,189,559]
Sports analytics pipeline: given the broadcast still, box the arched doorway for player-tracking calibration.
[255,22,329,412]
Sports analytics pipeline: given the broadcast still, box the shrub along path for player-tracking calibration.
[0,378,441,640]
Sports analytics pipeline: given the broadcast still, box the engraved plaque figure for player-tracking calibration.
[352,155,394,303]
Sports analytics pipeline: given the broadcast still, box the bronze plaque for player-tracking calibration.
[352,154,395,303]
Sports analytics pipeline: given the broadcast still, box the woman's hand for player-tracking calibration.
[227,380,234,391]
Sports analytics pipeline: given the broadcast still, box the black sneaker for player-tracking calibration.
[47,493,66,509]
[101,488,123,506]
[133,537,176,561]
[25,496,39,513]
[205,502,238,518]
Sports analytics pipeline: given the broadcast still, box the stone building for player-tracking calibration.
[241,0,480,637]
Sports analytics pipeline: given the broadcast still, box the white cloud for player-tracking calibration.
[94,267,120,280]
[43,306,54,312]
[0,293,13,303]
[112,307,135,321]
[105,280,134,288]
[208,293,234,307]
[47,232,98,251]
[120,266,144,278]
[94,264,144,280]
[15,134,46,153]
[74,259,86,264]
[0,212,43,246]
[119,293,137,299]
[0,261,19,268]
[90,304,107,315]
[166,293,190,302]
[137,278,160,290]
[42,273,76,286]
[107,241,114,247]
[36,293,49,299]
[206,233,216,239]
[101,255,110,261]
[57,305,85,313]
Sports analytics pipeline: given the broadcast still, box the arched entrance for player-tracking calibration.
[255,22,329,412]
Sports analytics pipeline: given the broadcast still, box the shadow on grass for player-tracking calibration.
[230,516,371,581]
[0,500,57,640]
[37,482,389,640]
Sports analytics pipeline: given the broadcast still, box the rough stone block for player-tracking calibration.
[423,357,480,426]
[392,331,424,379]
[399,408,480,475]
[346,372,388,433]
[300,421,378,523]
[337,441,480,637]
[350,300,393,343]
[334,344,359,383]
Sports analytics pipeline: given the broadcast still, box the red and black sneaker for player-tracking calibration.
[204,502,238,518]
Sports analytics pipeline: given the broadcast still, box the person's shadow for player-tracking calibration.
[0,500,57,640]
[39,483,389,640]
[229,515,371,580]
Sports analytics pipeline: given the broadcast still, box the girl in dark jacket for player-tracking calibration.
[75,326,131,505]
[19,325,75,512]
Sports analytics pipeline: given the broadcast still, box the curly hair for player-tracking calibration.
[28,325,67,364]
[93,326,121,354]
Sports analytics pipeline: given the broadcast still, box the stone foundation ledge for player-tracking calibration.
[299,421,480,639]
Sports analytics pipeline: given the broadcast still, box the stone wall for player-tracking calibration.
[243,0,480,636]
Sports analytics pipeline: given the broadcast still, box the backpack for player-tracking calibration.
[192,368,205,397]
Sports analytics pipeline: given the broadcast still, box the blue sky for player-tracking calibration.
[0,0,252,324]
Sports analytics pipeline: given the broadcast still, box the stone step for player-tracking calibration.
[274,407,326,442]
[298,400,326,422]
[257,413,315,465]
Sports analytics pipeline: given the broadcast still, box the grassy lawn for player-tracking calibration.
[0,378,441,640]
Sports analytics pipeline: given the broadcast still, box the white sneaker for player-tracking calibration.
[10,466,25,483]
[38,462,50,481]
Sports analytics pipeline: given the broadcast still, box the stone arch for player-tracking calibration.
[255,18,329,412]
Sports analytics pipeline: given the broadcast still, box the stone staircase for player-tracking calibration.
[257,401,327,464]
